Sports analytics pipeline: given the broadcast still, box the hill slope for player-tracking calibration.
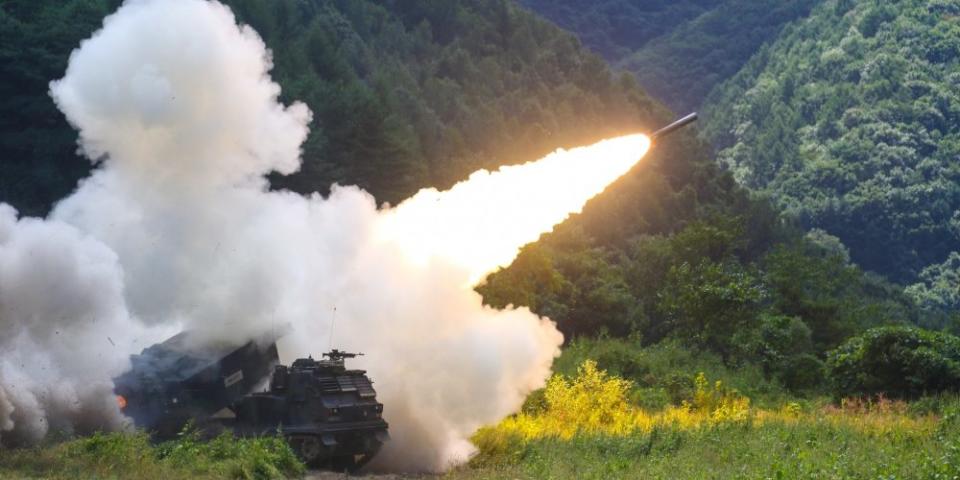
[518,0,818,112]
[701,0,960,293]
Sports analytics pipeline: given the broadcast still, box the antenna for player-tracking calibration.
[327,306,337,351]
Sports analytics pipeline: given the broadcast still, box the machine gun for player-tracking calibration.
[323,349,363,361]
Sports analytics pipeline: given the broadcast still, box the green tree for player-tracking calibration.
[828,326,960,398]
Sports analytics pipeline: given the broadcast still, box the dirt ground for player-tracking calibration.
[303,472,430,480]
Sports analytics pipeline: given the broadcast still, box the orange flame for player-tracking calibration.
[116,395,127,410]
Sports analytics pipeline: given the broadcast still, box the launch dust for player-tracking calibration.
[0,0,694,472]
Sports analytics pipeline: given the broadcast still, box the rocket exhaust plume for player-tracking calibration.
[379,134,650,285]
[0,0,651,470]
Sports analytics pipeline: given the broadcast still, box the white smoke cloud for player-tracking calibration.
[0,0,649,470]
[0,204,151,445]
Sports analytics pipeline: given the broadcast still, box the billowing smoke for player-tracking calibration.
[0,204,155,445]
[0,0,649,470]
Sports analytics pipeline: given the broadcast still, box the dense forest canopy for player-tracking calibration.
[701,0,960,293]
[617,0,817,112]
[516,0,720,61]
[518,0,816,112]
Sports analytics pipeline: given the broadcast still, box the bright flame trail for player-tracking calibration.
[379,134,651,283]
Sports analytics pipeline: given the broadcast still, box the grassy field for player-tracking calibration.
[0,430,304,480]
[453,418,960,479]
[451,352,960,480]
[2,341,958,480]
[455,399,960,479]
[2,399,957,480]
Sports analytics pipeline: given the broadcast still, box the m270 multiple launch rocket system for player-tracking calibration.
[651,112,698,140]
[114,331,388,471]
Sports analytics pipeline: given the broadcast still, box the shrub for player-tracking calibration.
[663,373,694,406]
[686,373,751,423]
[732,313,826,392]
[778,353,826,392]
[555,338,787,407]
[541,360,637,437]
[827,326,960,399]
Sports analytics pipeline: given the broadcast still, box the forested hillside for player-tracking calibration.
[0,0,664,215]
[515,0,719,61]
[701,0,960,301]
[618,0,818,112]
[519,0,817,112]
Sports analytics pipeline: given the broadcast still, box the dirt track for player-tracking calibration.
[304,472,430,480]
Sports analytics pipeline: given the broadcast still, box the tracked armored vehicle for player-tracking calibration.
[114,331,388,470]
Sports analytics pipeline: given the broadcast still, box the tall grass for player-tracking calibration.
[4,339,958,479]
[0,430,304,480]
[462,355,960,480]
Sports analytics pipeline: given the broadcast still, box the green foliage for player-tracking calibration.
[461,394,960,480]
[481,197,922,392]
[155,429,303,480]
[0,0,666,215]
[760,241,918,350]
[732,313,825,391]
[618,0,818,112]
[702,0,960,285]
[0,430,304,480]
[0,0,118,217]
[521,0,817,112]
[828,326,960,399]
[906,252,960,312]
[658,259,765,358]
[517,0,719,61]
[552,338,787,409]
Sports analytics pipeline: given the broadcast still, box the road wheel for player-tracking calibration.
[332,437,381,472]
[288,435,323,467]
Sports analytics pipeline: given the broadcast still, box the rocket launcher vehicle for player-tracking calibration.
[114,328,388,471]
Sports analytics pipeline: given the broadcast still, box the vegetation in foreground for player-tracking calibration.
[5,338,959,479]
[459,412,959,479]
[0,430,304,480]
[457,343,960,479]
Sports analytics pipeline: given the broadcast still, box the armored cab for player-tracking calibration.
[115,331,388,471]
[231,350,388,469]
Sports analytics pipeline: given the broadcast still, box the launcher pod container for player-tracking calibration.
[114,332,388,471]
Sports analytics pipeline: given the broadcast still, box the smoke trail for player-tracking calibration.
[0,0,650,470]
